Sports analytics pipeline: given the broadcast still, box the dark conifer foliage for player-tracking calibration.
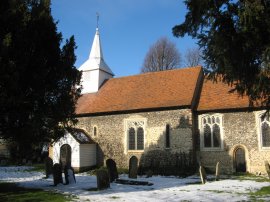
[0,0,81,156]
[173,0,270,108]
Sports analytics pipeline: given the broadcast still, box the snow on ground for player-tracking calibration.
[0,166,270,202]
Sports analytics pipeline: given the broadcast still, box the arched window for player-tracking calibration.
[165,124,170,148]
[213,124,221,147]
[260,113,270,147]
[201,114,223,149]
[93,126,97,136]
[204,124,211,147]
[137,127,144,150]
[126,119,146,151]
[129,128,135,150]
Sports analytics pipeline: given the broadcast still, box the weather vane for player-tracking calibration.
[96,12,99,29]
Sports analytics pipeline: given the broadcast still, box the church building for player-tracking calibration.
[50,27,270,175]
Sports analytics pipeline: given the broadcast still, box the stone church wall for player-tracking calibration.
[198,110,270,174]
[76,108,193,168]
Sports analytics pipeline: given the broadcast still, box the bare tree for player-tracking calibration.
[141,37,181,73]
[184,47,202,67]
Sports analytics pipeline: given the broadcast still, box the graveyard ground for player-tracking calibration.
[1,165,270,201]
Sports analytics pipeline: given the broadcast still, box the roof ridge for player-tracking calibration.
[110,66,202,81]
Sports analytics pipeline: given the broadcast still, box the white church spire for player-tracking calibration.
[79,16,114,94]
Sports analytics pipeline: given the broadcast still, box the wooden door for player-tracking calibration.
[235,147,246,172]
[60,144,71,169]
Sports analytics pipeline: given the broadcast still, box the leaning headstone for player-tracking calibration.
[53,163,63,186]
[265,161,270,179]
[96,169,110,190]
[129,156,138,179]
[106,159,119,182]
[199,166,207,184]
[64,166,76,185]
[45,157,53,178]
[215,162,220,181]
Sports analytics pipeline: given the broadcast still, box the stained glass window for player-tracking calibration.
[202,115,222,149]
[129,128,135,150]
[137,127,144,150]
[213,124,221,147]
[204,124,211,147]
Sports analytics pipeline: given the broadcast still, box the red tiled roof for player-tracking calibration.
[197,77,250,111]
[76,66,202,115]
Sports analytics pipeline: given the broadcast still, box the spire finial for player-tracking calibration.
[96,12,99,29]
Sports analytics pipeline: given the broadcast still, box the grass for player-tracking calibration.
[26,164,45,172]
[232,172,270,182]
[249,186,270,201]
[110,196,120,199]
[0,182,72,202]
[250,186,270,196]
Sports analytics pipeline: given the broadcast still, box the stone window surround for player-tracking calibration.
[198,113,224,151]
[124,117,147,154]
[255,110,270,150]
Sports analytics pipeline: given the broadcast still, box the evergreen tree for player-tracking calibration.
[0,0,81,158]
[173,0,270,107]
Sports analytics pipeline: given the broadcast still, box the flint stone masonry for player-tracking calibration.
[198,110,270,174]
[76,109,193,168]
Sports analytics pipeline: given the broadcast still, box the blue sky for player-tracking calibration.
[51,0,198,77]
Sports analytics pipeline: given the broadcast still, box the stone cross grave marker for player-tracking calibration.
[45,157,53,178]
[106,159,119,182]
[53,163,63,186]
[64,166,76,185]
[199,166,207,184]
[215,162,220,181]
[129,156,138,179]
[96,169,110,190]
[265,161,270,179]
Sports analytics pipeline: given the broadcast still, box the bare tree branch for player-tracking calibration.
[184,47,202,67]
[141,37,181,73]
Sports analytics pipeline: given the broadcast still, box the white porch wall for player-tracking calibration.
[52,133,80,168]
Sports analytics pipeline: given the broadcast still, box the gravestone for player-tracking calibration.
[45,157,53,178]
[106,159,118,182]
[64,166,76,185]
[53,163,63,186]
[0,159,7,166]
[199,166,207,184]
[146,170,153,178]
[265,161,270,179]
[26,160,32,166]
[129,156,138,179]
[37,157,41,163]
[215,162,220,181]
[96,169,110,190]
